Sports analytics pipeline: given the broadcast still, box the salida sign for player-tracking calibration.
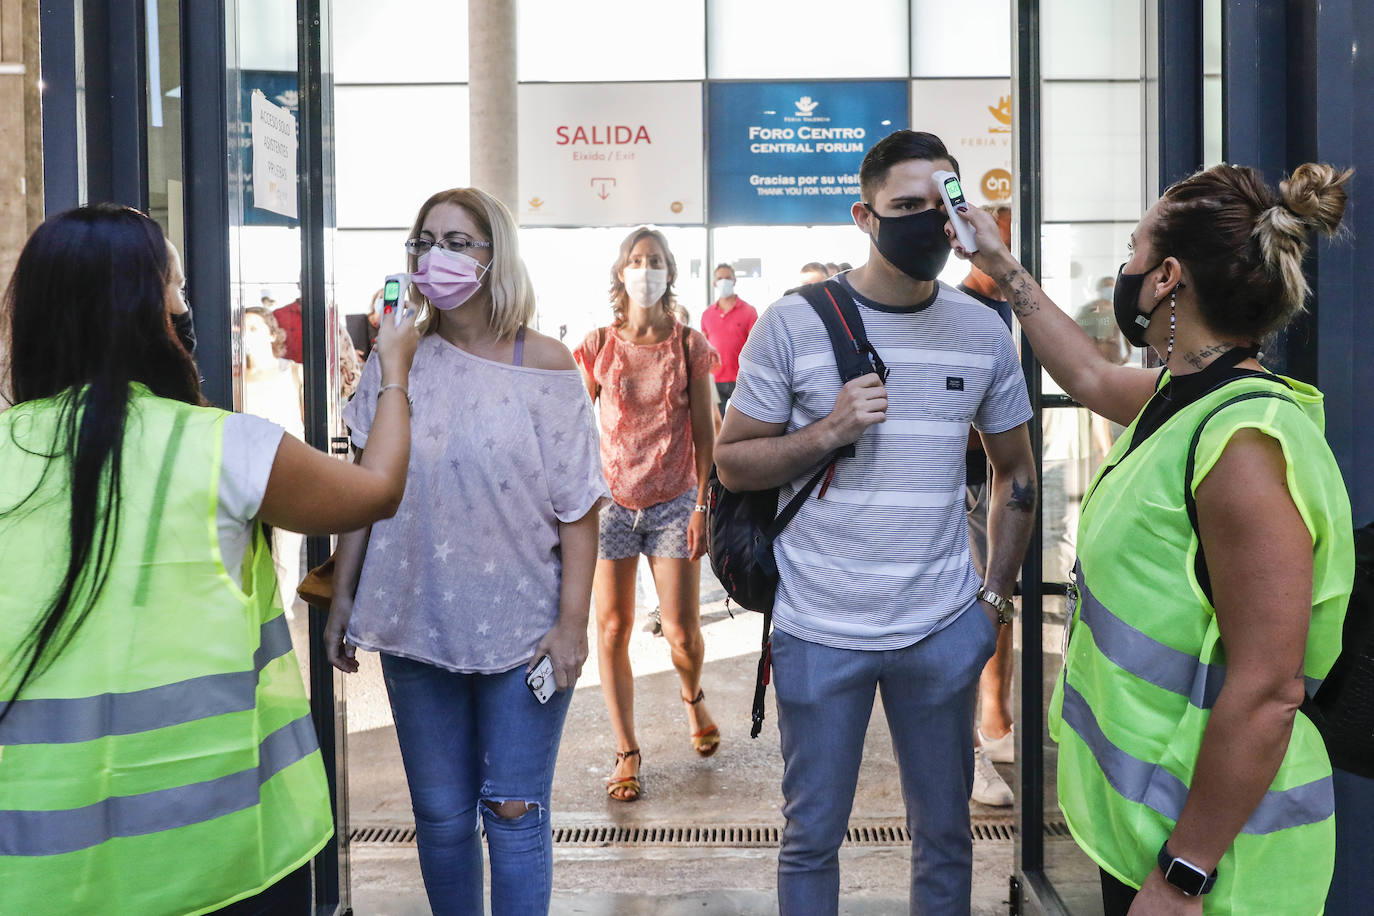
[520,83,703,226]
[709,81,908,225]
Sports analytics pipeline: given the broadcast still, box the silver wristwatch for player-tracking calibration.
[977,587,1014,626]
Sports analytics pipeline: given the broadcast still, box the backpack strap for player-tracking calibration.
[591,326,609,401]
[796,280,888,387]
[682,324,691,394]
[1183,388,1300,608]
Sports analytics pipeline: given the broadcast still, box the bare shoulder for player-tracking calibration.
[521,328,578,371]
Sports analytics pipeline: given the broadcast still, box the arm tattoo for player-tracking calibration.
[1007,477,1036,512]
[1000,268,1040,319]
[1183,343,1230,370]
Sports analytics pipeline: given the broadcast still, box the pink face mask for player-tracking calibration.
[412,248,489,311]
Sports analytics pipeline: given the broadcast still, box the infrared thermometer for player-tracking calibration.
[933,170,979,254]
[378,273,410,327]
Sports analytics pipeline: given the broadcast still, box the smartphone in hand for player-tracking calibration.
[526,655,555,704]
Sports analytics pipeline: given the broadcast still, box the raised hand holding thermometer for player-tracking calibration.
[378,273,410,327]
[933,170,979,254]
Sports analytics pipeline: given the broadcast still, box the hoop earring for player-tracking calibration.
[1166,292,1177,362]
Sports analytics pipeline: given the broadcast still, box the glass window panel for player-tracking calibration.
[708,0,906,79]
[1202,0,1223,167]
[334,0,469,84]
[1041,0,1141,80]
[520,227,707,345]
[236,0,297,72]
[911,0,1011,77]
[334,86,470,229]
[1043,82,1143,223]
[911,79,1014,207]
[146,0,183,253]
[709,226,873,313]
[335,229,411,325]
[520,0,704,82]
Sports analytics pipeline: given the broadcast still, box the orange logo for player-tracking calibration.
[988,95,1012,134]
[981,169,1013,201]
[670,201,684,214]
[528,197,544,210]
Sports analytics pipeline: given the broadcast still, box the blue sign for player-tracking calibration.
[708,80,909,225]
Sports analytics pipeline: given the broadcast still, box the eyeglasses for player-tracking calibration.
[404,237,492,256]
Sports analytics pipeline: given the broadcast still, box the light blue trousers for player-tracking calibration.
[773,601,998,915]
[381,653,573,916]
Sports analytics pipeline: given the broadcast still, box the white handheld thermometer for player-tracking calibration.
[933,170,979,254]
[378,273,410,327]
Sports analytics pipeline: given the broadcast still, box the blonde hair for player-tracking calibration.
[406,188,535,340]
[1151,162,1351,341]
[608,226,677,326]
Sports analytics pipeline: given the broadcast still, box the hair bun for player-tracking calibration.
[1279,162,1351,234]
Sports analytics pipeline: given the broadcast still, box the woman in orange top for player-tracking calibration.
[575,227,720,802]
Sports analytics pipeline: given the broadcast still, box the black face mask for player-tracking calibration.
[1112,260,1166,349]
[864,205,952,282]
[170,308,197,355]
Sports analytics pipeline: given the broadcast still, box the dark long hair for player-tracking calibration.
[0,204,201,724]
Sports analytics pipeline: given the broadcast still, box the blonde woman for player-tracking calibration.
[574,227,720,803]
[326,188,608,915]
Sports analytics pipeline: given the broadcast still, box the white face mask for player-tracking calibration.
[714,278,735,298]
[622,267,668,308]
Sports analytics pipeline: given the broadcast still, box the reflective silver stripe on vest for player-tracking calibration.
[1074,565,1227,709]
[0,614,294,745]
[0,711,318,856]
[1061,681,1334,834]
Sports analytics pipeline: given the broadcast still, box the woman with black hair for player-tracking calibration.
[0,203,419,915]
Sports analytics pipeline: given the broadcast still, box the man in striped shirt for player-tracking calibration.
[716,130,1037,915]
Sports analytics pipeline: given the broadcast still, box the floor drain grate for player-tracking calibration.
[348,817,1065,848]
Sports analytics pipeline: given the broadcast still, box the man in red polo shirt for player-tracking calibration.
[700,262,758,415]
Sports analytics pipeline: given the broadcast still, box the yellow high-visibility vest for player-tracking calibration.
[1049,372,1353,915]
[0,386,333,915]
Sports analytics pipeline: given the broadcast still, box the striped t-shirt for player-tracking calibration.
[730,276,1033,650]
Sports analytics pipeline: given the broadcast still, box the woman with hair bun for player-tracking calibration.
[949,163,1355,914]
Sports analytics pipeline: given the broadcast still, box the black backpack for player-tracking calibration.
[1183,391,1374,776]
[706,279,887,737]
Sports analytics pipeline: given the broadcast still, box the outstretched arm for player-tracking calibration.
[950,205,1159,426]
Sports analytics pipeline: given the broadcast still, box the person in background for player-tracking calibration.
[326,188,605,916]
[272,290,303,363]
[956,203,1018,809]
[799,261,830,285]
[836,261,854,273]
[0,203,419,915]
[701,262,758,417]
[243,306,307,621]
[950,162,1354,914]
[824,262,841,277]
[576,226,720,804]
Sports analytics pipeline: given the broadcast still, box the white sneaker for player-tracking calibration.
[971,749,1014,807]
[979,725,1015,764]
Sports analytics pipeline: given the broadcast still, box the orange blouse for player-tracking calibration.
[575,323,717,510]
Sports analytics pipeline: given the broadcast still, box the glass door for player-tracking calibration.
[1013,0,1151,912]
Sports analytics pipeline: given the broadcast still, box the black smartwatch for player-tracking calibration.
[1157,843,1217,897]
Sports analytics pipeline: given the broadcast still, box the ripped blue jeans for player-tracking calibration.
[380,653,573,916]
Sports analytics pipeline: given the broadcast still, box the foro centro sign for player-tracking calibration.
[520,82,703,227]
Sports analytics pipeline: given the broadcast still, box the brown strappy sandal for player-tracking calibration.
[683,688,721,758]
[605,748,641,802]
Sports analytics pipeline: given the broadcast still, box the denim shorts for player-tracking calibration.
[598,487,696,560]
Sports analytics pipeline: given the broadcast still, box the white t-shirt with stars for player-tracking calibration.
[341,333,609,673]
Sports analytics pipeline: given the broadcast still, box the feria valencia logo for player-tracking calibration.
[784,95,828,125]
[555,125,652,145]
[794,96,819,116]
